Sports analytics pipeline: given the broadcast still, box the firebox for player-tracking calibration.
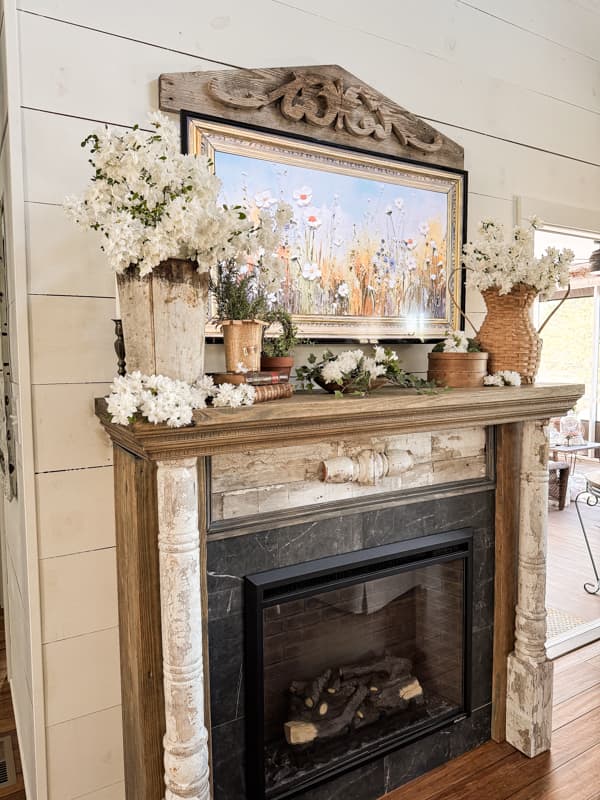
[244,528,473,799]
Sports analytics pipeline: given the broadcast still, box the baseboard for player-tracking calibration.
[547,618,600,660]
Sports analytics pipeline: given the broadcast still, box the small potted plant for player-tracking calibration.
[210,260,270,372]
[427,330,488,388]
[261,309,302,378]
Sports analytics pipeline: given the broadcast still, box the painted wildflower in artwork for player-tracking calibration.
[186,117,466,340]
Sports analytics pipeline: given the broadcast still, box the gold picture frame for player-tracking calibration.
[184,113,467,341]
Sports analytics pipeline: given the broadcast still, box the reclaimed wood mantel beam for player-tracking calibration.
[96,384,583,461]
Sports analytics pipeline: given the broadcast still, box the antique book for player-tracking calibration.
[252,383,294,403]
[212,370,290,386]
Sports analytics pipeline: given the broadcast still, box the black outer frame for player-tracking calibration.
[244,528,474,800]
[180,110,469,343]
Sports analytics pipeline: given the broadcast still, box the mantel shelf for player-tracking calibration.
[95,383,584,460]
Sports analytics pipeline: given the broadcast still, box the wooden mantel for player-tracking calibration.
[95,384,582,459]
[96,383,583,800]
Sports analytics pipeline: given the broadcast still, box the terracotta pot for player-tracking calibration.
[477,284,541,384]
[221,319,269,372]
[117,259,208,382]
[260,355,294,378]
[427,351,489,388]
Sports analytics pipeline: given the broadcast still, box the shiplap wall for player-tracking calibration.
[3,0,600,797]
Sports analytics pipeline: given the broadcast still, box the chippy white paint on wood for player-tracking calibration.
[156,458,210,800]
[117,262,208,383]
[319,449,415,485]
[505,420,553,757]
[211,428,487,520]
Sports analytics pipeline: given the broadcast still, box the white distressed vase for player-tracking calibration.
[117,259,208,382]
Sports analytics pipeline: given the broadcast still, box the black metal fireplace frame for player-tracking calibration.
[244,528,474,800]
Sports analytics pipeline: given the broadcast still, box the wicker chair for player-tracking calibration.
[548,460,570,510]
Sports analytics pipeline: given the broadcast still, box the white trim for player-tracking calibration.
[547,618,600,660]
[516,196,600,233]
[2,1,47,797]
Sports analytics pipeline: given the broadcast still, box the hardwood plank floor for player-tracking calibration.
[547,459,600,623]
[0,611,26,799]
[382,640,600,800]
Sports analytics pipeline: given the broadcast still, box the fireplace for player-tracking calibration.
[245,529,473,799]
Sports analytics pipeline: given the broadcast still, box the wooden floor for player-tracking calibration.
[382,639,600,800]
[0,612,26,799]
[547,460,600,623]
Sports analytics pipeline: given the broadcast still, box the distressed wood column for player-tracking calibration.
[157,457,211,800]
[506,419,553,757]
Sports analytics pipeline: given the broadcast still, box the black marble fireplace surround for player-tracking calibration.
[207,490,495,800]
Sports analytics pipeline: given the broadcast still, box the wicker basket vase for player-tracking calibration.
[427,352,489,388]
[477,284,541,384]
[221,319,269,372]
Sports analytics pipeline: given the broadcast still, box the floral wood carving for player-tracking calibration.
[207,71,443,155]
[159,65,464,169]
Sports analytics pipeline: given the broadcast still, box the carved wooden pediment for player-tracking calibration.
[159,64,464,169]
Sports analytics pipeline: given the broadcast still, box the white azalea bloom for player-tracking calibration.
[442,330,470,353]
[105,371,255,427]
[64,112,292,276]
[463,218,573,295]
[497,370,522,386]
[483,374,503,386]
[321,361,344,385]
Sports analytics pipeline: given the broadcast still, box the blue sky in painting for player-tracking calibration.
[214,150,448,249]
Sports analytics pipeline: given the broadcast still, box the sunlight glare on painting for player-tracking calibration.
[216,150,450,320]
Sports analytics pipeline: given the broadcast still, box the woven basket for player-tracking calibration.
[221,319,268,372]
[427,352,488,388]
[477,284,541,384]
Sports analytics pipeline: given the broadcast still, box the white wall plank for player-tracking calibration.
[15,3,600,162]
[45,705,124,800]
[29,295,116,384]
[39,547,118,642]
[27,203,116,297]
[435,120,600,210]
[35,466,115,559]
[280,0,599,112]
[18,11,214,127]
[32,382,112,472]
[43,627,121,725]
[463,0,600,60]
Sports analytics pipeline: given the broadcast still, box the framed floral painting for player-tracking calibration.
[183,113,467,340]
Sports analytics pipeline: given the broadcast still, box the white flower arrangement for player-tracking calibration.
[106,372,255,428]
[483,370,522,387]
[431,330,482,354]
[64,112,291,276]
[296,346,434,394]
[463,218,574,296]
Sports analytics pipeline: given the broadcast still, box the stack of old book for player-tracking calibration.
[211,369,294,403]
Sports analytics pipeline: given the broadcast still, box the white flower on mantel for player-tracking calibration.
[106,372,255,428]
[64,112,292,277]
[483,370,522,387]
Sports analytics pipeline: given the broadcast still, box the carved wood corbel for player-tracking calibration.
[318,448,414,485]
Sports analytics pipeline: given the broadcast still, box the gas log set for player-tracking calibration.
[284,653,424,746]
